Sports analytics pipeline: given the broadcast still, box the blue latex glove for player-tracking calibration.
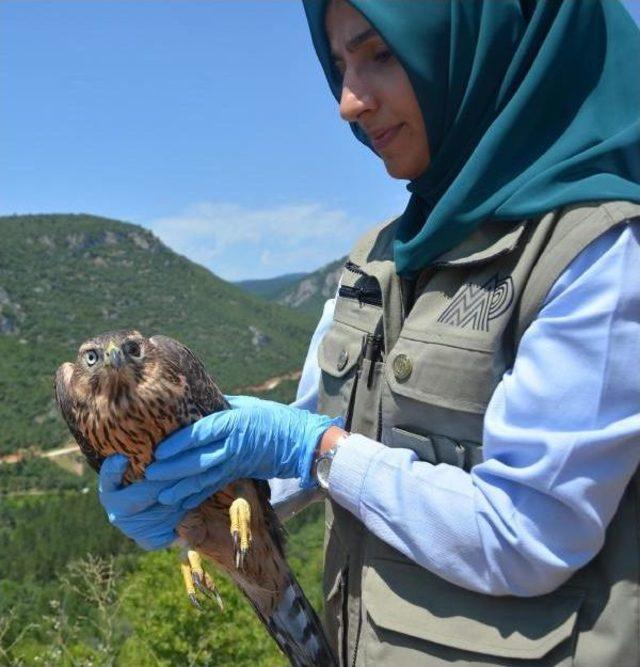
[146,395,342,511]
[98,454,187,550]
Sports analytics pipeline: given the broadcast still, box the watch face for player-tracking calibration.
[317,456,332,489]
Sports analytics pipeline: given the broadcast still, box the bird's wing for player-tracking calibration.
[153,338,286,545]
[54,363,105,472]
[255,478,287,554]
[149,335,229,415]
[151,337,286,549]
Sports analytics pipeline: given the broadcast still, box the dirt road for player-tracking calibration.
[1,369,303,464]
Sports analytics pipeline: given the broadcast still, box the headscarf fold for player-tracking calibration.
[302,0,640,275]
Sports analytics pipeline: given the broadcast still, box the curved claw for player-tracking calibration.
[188,593,203,611]
[193,571,224,611]
[232,532,242,569]
[181,550,224,611]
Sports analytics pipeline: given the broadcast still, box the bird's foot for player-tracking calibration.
[180,549,224,611]
[229,497,252,570]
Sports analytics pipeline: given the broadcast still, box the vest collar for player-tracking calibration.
[431,219,530,267]
[349,217,530,270]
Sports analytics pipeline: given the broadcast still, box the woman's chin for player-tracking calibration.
[383,157,430,182]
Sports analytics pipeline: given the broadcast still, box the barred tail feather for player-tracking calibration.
[264,575,336,667]
[236,482,336,665]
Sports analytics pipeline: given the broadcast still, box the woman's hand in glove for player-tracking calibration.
[98,454,186,550]
[146,395,342,511]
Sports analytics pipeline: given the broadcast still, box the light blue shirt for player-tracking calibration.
[273,222,640,597]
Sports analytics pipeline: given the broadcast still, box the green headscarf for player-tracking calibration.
[302,0,640,275]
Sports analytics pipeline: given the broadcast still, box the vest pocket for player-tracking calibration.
[385,335,497,414]
[362,558,583,666]
[317,320,365,419]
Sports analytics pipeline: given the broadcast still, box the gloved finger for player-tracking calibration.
[154,411,236,461]
[179,475,238,511]
[225,395,264,409]
[179,487,218,511]
[98,454,130,493]
[157,465,230,505]
[109,504,185,540]
[146,443,229,481]
[100,477,173,516]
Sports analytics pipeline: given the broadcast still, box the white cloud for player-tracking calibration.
[145,201,364,281]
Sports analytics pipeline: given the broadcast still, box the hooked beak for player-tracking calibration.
[103,340,123,369]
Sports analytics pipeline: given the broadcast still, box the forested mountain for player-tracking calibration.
[236,272,308,300]
[0,214,316,455]
[238,256,346,318]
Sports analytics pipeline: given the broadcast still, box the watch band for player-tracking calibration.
[315,432,350,490]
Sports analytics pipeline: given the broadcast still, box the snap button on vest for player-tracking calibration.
[337,349,349,371]
[393,353,413,381]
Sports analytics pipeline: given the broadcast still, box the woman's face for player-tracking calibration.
[325,0,430,180]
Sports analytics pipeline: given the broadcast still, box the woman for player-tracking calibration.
[100,1,640,664]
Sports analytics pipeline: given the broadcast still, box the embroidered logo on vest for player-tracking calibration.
[438,274,514,331]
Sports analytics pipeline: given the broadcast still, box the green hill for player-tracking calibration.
[236,272,308,300]
[0,214,317,455]
[237,256,346,319]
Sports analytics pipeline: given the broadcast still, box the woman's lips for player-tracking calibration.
[370,124,403,151]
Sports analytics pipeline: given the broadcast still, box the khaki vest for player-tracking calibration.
[317,201,640,666]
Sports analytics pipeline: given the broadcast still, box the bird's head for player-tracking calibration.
[76,329,149,385]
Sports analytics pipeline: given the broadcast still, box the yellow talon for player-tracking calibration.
[187,549,204,575]
[181,549,224,610]
[181,556,200,609]
[229,497,252,569]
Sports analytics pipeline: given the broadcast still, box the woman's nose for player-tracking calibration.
[339,75,376,123]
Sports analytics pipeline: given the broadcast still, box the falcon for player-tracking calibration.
[55,329,336,667]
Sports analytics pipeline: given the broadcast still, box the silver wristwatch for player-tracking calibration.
[316,432,349,490]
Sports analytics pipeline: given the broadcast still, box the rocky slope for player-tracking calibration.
[238,256,346,319]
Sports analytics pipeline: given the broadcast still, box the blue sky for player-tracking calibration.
[2,1,639,281]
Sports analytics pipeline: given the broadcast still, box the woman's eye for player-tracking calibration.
[84,350,99,366]
[331,58,345,79]
[373,49,393,64]
[125,341,141,357]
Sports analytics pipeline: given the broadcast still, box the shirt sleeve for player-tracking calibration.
[291,296,337,413]
[329,221,640,597]
[269,296,336,505]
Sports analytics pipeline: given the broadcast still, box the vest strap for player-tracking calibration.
[391,427,483,472]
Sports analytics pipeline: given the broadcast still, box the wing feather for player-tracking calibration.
[54,363,105,472]
[150,336,287,551]
[149,335,229,415]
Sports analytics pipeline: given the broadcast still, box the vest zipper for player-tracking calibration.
[341,560,351,667]
[338,284,383,308]
[344,260,366,276]
[342,261,383,307]
[339,271,382,665]
[350,599,362,667]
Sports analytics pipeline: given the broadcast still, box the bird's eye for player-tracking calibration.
[84,349,99,366]
[124,340,142,358]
